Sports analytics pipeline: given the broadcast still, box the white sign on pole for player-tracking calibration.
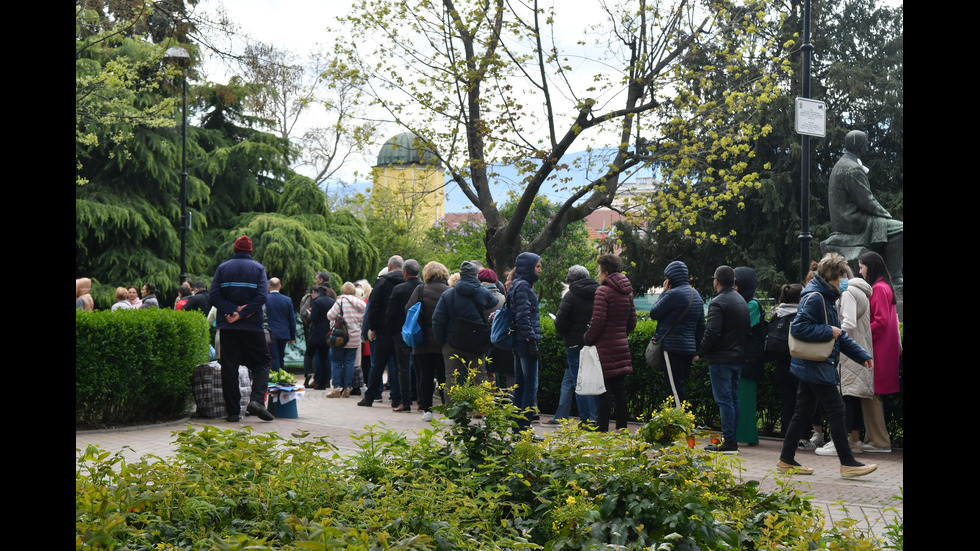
[795,97,826,137]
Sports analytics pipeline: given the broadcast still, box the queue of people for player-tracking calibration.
[78,238,901,479]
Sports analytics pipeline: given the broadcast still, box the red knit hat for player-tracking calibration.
[233,235,253,254]
[477,268,498,283]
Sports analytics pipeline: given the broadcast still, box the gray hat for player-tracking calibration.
[460,261,479,278]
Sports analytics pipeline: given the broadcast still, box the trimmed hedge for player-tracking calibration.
[76,309,210,428]
[536,316,904,448]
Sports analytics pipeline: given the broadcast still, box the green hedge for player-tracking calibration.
[76,309,210,428]
[536,316,904,448]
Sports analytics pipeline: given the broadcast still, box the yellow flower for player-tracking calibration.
[566,496,577,505]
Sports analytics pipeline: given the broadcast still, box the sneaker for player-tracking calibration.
[704,441,739,454]
[776,460,814,475]
[342,387,352,398]
[815,441,837,456]
[840,463,877,478]
[543,418,562,425]
[247,401,275,421]
[422,411,433,422]
[849,441,864,454]
[326,388,343,398]
[809,432,825,449]
[798,439,817,450]
[861,442,892,453]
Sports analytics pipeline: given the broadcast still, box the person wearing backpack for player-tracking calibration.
[508,252,544,431]
[432,261,499,400]
[408,262,451,421]
[769,283,814,449]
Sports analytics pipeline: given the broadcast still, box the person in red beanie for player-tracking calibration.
[209,235,275,422]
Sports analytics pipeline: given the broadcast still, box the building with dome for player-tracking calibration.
[371,132,445,230]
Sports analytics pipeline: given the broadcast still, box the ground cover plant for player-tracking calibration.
[76,375,900,550]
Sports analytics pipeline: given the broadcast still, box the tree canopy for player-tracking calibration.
[335,0,789,275]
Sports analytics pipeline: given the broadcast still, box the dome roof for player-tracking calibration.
[375,132,442,168]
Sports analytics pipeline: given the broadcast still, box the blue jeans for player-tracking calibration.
[708,364,741,443]
[331,346,356,389]
[513,340,539,429]
[553,346,596,422]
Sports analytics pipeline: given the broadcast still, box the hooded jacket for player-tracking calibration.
[432,273,499,346]
[367,269,403,336]
[584,272,637,378]
[508,252,542,342]
[734,266,766,380]
[648,261,705,355]
[789,274,871,385]
[838,277,874,398]
[554,277,600,348]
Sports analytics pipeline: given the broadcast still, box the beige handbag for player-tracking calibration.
[788,294,835,362]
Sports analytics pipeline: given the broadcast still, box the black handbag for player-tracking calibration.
[327,300,350,348]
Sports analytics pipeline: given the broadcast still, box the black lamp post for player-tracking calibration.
[165,46,190,283]
[798,0,813,282]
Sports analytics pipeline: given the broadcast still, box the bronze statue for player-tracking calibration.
[822,130,902,283]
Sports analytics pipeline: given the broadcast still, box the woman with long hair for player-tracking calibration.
[857,251,901,453]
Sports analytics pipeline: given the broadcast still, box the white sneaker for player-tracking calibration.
[422,411,433,422]
[861,442,891,453]
[815,441,837,456]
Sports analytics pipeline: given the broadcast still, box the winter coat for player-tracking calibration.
[408,278,450,354]
[838,277,874,398]
[328,294,367,349]
[208,252,268,332]
[700,286,749,365]
[387,277,423,340]
[868,278,901,394]
[584,272,637,378]
[734,266,767,380]
[789,275,871,385]
[648,261,705,355]
[306,294,337,346]
[509,252,542,342]
[554,278,600,348]
[432,275,499,346]
[367,270,404,336]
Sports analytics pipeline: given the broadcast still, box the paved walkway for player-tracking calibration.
[76,389,903,540]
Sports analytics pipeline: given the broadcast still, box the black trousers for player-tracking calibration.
[219,329,271,416]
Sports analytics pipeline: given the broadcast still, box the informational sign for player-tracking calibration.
[795,97,826,137]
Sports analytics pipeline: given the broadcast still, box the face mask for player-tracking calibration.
[838,278,849,293]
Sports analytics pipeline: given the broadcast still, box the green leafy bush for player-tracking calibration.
[76,309,209,428]
[76,378,899,550]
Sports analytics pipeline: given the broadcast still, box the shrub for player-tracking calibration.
[76,378,899,550]
[76,309,209,428]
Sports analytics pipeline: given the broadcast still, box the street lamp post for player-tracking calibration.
[165,46,190,283]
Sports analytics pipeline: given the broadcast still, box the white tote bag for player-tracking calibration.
[576,345,606,395]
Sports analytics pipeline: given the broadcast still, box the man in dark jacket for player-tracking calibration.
[209,235,274,423]
[550,265,599,424]
[182,281,210,313]
[700,265,749,453]
[432,261,498,394]
[386,259,422,411]
[266,277,296,373]
[358,256,405,407]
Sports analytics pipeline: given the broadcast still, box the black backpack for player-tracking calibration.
[765,312,792,361]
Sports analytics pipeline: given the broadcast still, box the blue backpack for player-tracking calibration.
[401,285,424,348]
[490,302,515,350]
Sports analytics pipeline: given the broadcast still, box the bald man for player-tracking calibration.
[266,277,297,373]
